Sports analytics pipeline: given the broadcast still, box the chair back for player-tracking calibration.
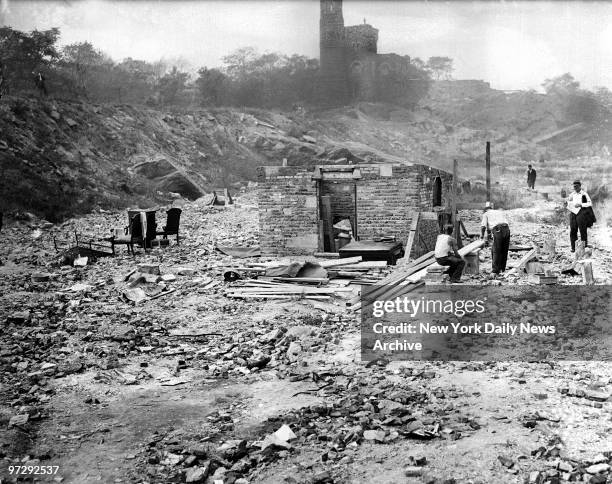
[130,213,143,238]
[165,208,182,233]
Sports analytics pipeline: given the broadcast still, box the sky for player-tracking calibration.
[2,0,612,91]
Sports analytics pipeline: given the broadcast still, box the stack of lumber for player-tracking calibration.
[347,239,485,311]
[225,279,353,300]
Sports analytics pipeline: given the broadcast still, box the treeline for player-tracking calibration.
[541,73,612,128]
[0,27,432,109]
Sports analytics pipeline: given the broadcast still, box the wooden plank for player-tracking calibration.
[509,248,537,274]
[318,256,362,268]
[404,213,420,259]
[321,195,335,253]
[452,159,459,248]
[314,252,340,258]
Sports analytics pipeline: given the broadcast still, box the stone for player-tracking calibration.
[9,414,29,427]
[31,272,51,282]
[363,430,385,441]
[137,263,161,275]
[286,342,302,362]
[123,288,147,303]
[7,311,31,323]
[404,466,423,477]
[273,424,297,442]
[73,256,88,267]
[161,274,176,282]
[185,464,209,483]
[65,117,78,127]
[585,463,611,474]
[177,267,196,276]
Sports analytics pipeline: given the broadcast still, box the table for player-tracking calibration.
[339,240,404,265]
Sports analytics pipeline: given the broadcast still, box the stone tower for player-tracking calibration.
[319,0,349,104]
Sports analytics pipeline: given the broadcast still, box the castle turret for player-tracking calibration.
[319,0,349,105]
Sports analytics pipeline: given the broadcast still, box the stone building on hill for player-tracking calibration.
[319,0,414,105]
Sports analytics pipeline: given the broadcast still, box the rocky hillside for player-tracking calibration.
[1,81,610,221]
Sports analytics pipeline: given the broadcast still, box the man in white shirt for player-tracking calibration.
[566,180,593,252]
[434,225,465,283]
[480,202,510,274]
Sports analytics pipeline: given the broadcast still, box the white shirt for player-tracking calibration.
[434,234,455,258]
[567,189,592,215]
[481,210,509,230]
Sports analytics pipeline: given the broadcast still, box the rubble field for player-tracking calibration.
[1,194,612,484]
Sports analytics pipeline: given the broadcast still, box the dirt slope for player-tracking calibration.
[1,83,610,221]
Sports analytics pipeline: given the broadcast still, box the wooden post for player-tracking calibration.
[321,195,335,252]
[485,141,491,203]
[581,261,594,285]
[452,159,462,248]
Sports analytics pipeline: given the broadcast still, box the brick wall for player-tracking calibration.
[257,166,319,256]
[257,163,452,256]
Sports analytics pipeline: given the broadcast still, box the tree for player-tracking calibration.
[157,66,189,105]
[61,42,109,96]
[196,67,229,106]
[426,56,453,80]
[542,73,580,95]
[0,27,60,90]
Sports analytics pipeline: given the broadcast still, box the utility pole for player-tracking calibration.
[485,141,491,203]
[452,159,462,248]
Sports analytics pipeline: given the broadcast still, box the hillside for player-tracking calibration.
[1,81,610,221]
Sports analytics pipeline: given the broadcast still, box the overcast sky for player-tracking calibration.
[2,0,612,91]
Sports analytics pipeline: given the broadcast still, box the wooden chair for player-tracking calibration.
[156,208,182,245]
[109,213,143,255]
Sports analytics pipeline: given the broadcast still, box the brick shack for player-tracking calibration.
[257,163,453,257]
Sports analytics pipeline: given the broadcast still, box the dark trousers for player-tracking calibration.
[528,180,535,189]
[436,255,465,282]
[569,211,588,250]
[491,224,510,273]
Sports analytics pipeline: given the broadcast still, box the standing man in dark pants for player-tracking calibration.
[434,224,465,283]
[567,180,593,252]
[481,202,511,274]
[527,164,537,189]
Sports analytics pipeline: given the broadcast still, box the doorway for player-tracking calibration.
[319,180,357,252]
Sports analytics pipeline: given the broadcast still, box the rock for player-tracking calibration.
[260,433,291,450]
[302,135,317,143]
[123,288,147,303]
[286,342,302,362]
[273,424,297,442]
[177,267,196,276]
[65,117,78,127]
[137,263,161,275]
[286,325,315,338]
[73,256,88,267]
[585,463,611,474]
[161,274,176,282]
[31,272,51,282]
[584,390,610,402]
[185,464,209,483]
[9,414,29,427]
[7,311,31,323]
[497,455,514,468]
[363,430,385,441]
[404,466,423,477]
[50,110,60,120]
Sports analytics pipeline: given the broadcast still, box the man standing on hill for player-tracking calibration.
[566,180,594,252]
[527,164,536,189]
[481,202,510,274]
